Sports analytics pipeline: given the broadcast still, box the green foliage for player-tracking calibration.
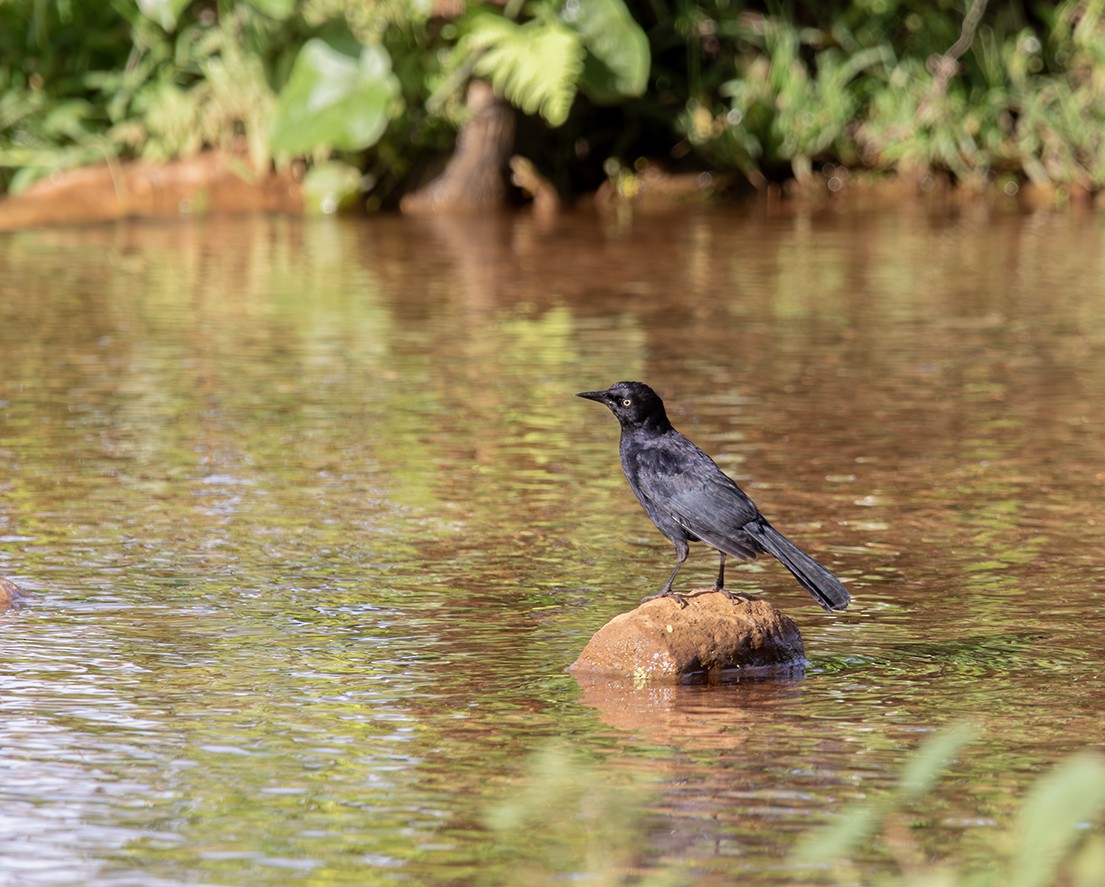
[794,724,1105,887]
[452,0,650,127]
[662,0,1105,193]
[567,0,651,101]
[484,741,669,883]
[244,0,299,18]
[1010,752,1105,887]
[300,159,363,213]
[0,0,650,198]
[480,727,1105,886]
[6,0,1105,202]
[138,0,192,31]
[461,12,585,127]
[716,20,894,180]
[269,39,401,154]
[794,722,977,865]
[0,1,287,192]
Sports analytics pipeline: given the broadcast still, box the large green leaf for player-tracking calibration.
[465,13,585,127]
[270,39,400,155]
[563,0,650,102]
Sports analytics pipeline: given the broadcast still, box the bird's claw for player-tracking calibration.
[641,589,689,608]
[721,588,756,604]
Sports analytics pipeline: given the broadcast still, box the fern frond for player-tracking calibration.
[464,14,585,127]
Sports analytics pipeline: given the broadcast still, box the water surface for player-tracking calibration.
[2,205,1105,885]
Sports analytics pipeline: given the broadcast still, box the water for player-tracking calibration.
[2,205,1105,885]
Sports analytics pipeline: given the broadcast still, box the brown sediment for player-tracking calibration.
[0,151,302,232]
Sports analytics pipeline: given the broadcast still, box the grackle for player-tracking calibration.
[577,381,850,611]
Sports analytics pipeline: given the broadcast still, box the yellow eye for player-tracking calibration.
[622,398,632,406]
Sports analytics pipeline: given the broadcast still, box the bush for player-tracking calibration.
[4,1,1105,202]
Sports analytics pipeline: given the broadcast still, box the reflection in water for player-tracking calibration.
[575,671,808,745]
[2,206,1105,884]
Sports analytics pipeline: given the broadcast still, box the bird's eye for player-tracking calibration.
[622,398,632,407]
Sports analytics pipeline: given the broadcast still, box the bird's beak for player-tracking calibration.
[576,389,610,403]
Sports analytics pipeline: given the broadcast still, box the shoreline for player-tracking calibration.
[2,151,1101,233]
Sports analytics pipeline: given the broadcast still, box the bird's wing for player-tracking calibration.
[630,439,762,560]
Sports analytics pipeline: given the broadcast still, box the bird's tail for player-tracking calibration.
[745,519,850,611]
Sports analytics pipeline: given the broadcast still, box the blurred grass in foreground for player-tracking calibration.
[794,722,1105,887]
[484,725,1105,885]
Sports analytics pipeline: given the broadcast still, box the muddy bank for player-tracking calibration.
[0,152,302,232]
[2,151,1098,232]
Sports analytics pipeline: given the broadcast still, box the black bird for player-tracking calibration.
[577,381,850,611]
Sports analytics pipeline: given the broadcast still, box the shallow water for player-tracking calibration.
[2,205,1105,885]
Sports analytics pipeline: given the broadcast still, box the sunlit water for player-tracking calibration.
[2,205,1104,885]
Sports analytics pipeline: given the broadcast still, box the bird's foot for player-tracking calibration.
[641,589,689,608]
[716,585,757,605]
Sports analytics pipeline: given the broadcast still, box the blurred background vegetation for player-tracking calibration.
[2,0,1105,207]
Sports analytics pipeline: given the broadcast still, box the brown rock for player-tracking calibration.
[569,590,805,682]
[1,577,29,610]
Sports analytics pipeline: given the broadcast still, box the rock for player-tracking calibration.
[1,577,29,610]
[569,590,806,682]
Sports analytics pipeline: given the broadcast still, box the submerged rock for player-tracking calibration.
[569,590,805,682]
[1,577,28,610]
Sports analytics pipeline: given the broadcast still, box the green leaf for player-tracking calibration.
[792,722,976,867]
[301,161,363,215]
[897,721,977,800]
[465,14,585,127]
[790,803,884,865]
[563,0,650,101]
[136,0,192,31]
[270,39,400,155]
[41,100,94,141]
[244,0,297,19]
[1011,752,1105,887]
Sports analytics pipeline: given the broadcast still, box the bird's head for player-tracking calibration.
[576,381,670,428]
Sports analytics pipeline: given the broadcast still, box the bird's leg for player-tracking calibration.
[714,550,748,603]
[641,539,689,607]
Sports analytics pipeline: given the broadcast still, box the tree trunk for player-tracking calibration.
[400,80,515,214]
